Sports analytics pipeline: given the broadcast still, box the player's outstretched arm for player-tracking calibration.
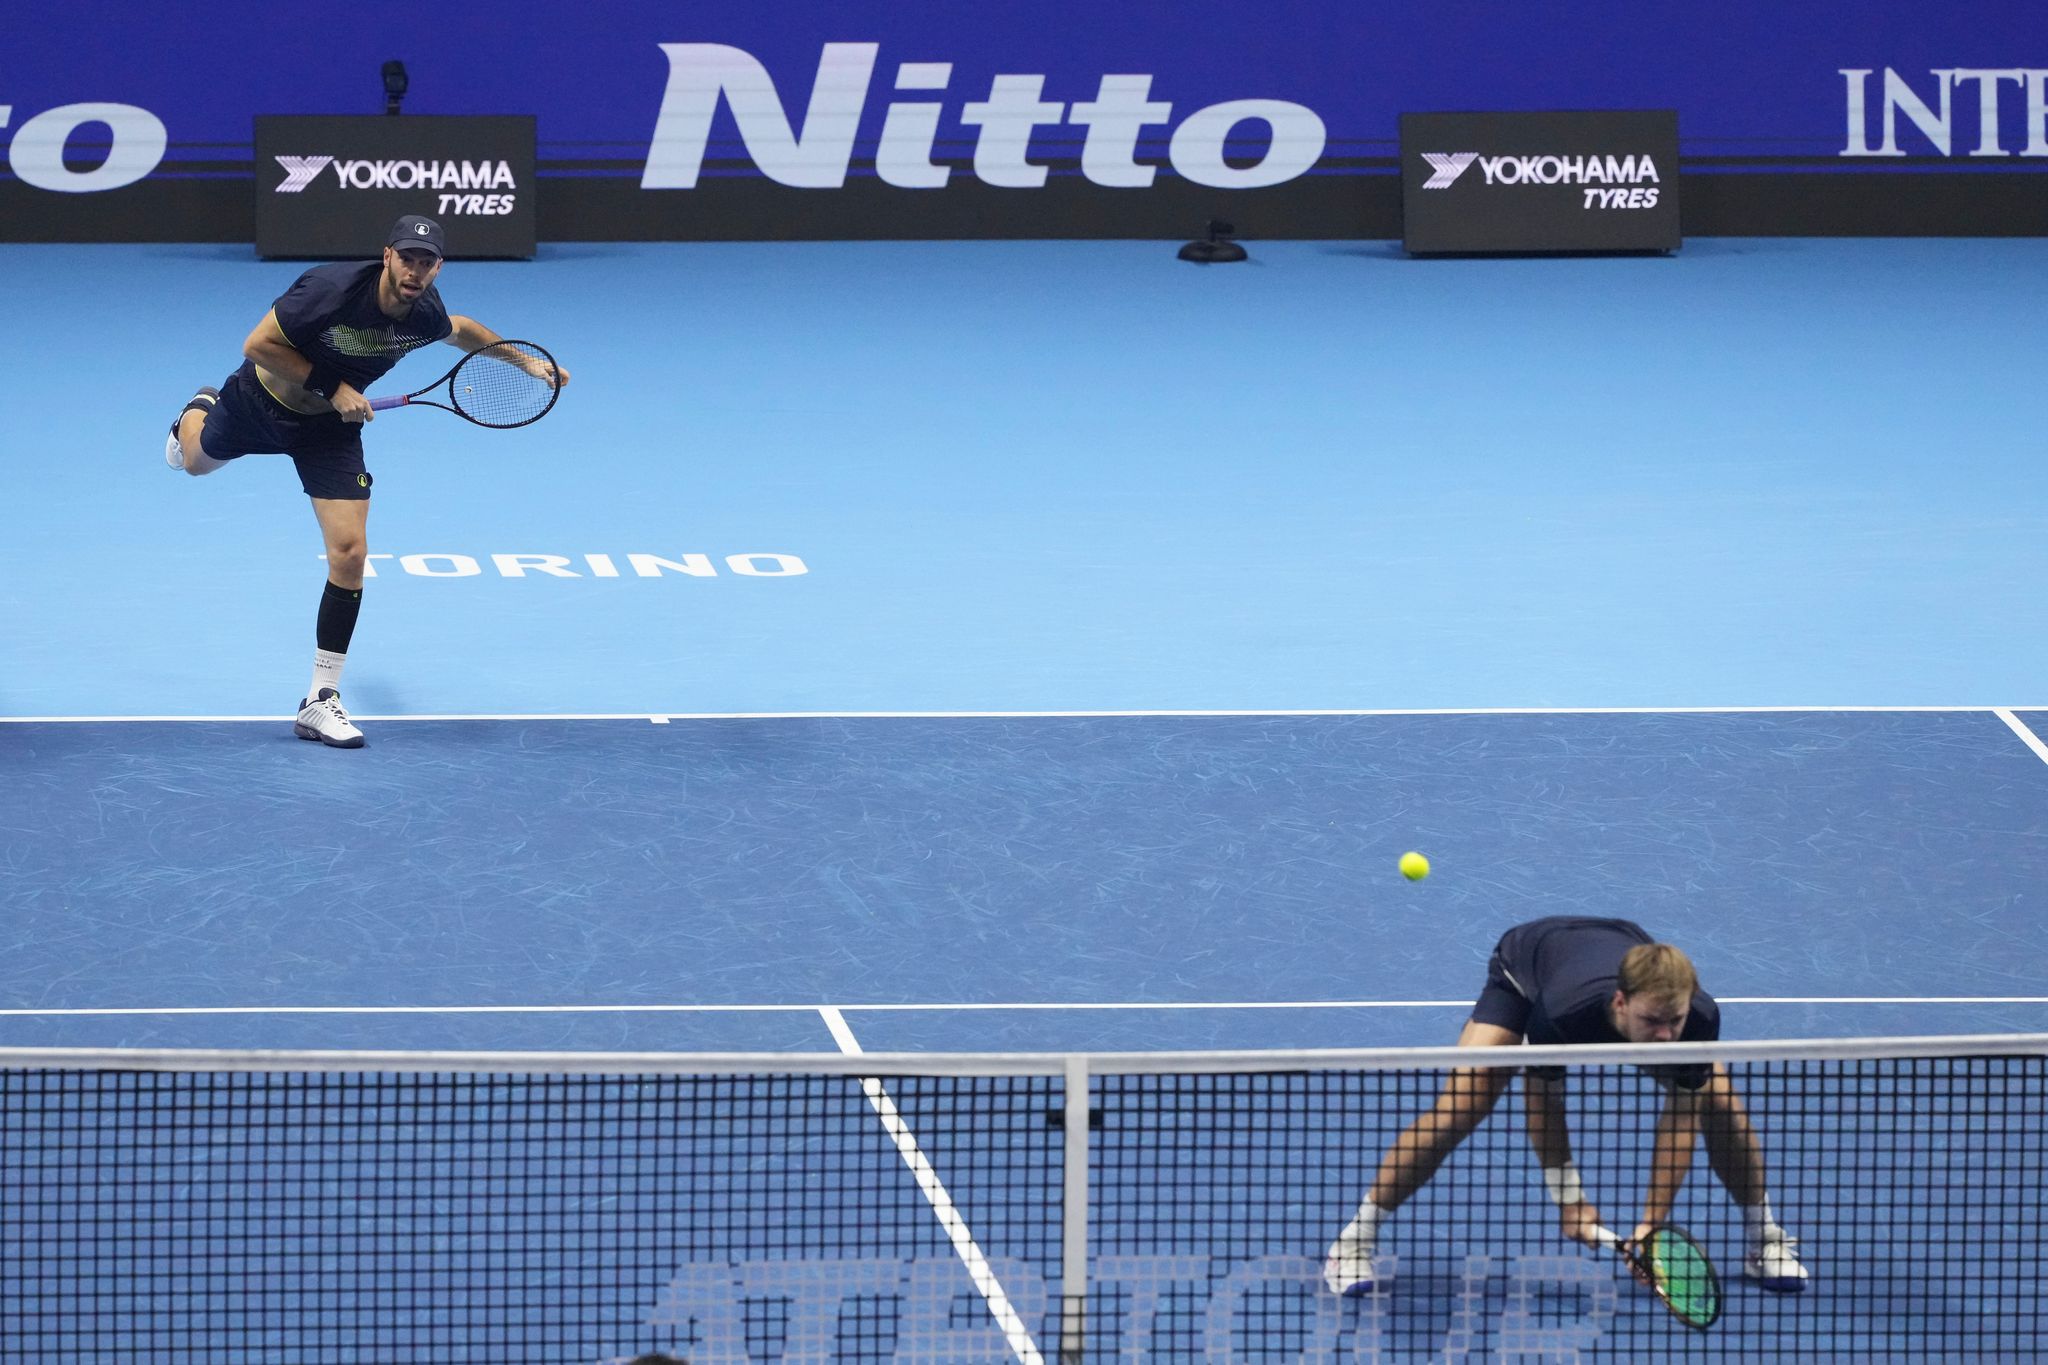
[1524,1072,1605,1245]
[447,315,571,388]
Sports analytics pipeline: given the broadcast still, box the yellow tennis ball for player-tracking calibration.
[1399,851,1431,881]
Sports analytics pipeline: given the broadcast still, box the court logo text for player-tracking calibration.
[320,551,810,579]
[623,1251,1619,1362]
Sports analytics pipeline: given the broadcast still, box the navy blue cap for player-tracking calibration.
[387,214,445,259]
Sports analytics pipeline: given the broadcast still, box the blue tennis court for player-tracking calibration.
[6,236,2044,1053]
[4,237,2046,1362]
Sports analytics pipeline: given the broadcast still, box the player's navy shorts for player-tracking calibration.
[1472,947,1538,1035]
[199,361,374,501]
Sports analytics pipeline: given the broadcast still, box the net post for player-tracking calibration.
[1060,1053,1091,1364]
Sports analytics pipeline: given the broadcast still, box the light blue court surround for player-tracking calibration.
[3,238,2045,718]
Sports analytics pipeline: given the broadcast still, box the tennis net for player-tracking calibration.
[1,1034,2041,1362]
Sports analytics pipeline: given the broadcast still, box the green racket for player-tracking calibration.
[1593,1224,1722,1329]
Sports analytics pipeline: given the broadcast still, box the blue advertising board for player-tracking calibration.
[1,1,2040,241]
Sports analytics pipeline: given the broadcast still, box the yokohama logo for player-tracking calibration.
[1419,152,1476,188]
[1419,151,1663,188]
[273,155,333,192]
[272,156,518,192]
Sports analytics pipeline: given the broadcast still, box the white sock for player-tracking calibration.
[1742,1196,1780,1243]
[309,650,346,700]
[1347,1199,1387,1244]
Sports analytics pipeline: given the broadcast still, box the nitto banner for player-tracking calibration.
[1400,111,1681,255]
[255,116,536,258]
[0,1,2040,243]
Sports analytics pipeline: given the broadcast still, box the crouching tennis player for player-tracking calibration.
[1323,916,1809,1295]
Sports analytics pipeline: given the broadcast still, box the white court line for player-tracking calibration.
[820,1006,1046,1365]
[5,995,2043,1018]
[6,704,2048,723]
[1996,708,2048,766]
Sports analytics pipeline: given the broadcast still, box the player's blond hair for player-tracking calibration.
[1617,943,1698,1006]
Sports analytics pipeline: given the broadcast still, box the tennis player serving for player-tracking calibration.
[164,214,568,747]
[1323,915,1809,1297]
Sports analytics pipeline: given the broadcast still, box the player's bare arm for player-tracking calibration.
[447,315,571,388]
[241,310,319,406]
[1525,1071,1605,1246]
[242,310,372,423]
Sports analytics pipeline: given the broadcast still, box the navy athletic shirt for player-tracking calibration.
[271,261,452,397]
[1482,916,1719,1090]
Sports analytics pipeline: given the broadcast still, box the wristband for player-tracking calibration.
[1542,1162,1585,1206]
[304,363,344,400]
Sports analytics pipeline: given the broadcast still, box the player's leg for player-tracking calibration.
[1695,1064,1809,1291]
[1323,1019,1522,1295]
[1326,936,1536,1296]
[294,490,371,748]
[1369,1019,1522,1206]
[166,381,236,475]
[312,493,370,590]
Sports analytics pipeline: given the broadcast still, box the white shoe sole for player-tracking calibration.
[1745,1258,1810,1292]
[1747,1272,1809,1293]
[165,431,184,470]
[294,720,365,749]
[1327,1269,1376,1297]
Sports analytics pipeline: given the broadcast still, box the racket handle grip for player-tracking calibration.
[367,395,409,412]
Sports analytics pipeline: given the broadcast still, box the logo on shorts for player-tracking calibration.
[357,474,369,487]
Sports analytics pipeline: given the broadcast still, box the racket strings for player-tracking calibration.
[1646,1228,1721,1326]
[450,341,561,427]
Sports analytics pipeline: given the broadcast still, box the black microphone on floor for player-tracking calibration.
[1179,219,1248,264]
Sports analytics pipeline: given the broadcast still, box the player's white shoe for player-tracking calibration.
[166,387,219,470]
[295,688,365,748]
[1322,1218,1383,1296]
[1745,1231,1809,1292]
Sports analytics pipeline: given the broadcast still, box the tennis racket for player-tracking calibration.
[368,340,563,428]
[1592,1225,1722,1329]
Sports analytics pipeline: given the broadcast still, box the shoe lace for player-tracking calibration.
[316,694,351,722]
